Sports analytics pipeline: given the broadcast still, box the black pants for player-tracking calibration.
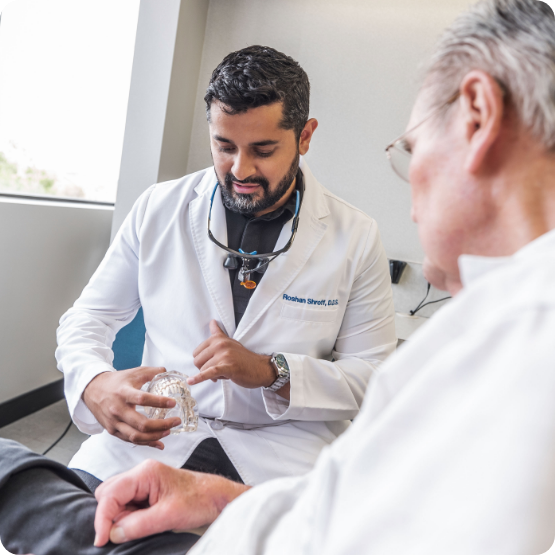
[0,438,241,555]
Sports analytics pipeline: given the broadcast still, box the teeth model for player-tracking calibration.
[141,371,198,433]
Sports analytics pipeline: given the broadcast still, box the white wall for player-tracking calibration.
[158,0,211,184]
[187,0,470,262]
[0,198,112,404]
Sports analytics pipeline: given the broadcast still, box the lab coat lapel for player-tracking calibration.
[189,171,236,337]
[234,160,330,342]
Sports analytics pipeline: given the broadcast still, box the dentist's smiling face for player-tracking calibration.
[209,101,317,217]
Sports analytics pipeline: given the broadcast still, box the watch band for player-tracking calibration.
[265,353,291,392]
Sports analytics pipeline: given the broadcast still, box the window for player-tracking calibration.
[0,0,139,203]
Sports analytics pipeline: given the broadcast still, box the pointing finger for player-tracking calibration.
[188,367,226,386]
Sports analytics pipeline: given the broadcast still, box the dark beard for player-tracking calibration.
[219,152,299,215]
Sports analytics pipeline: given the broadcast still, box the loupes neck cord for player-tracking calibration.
[207,183,302,289]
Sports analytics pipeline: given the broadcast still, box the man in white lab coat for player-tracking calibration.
[55,45,397,490]
[4,1,555,554]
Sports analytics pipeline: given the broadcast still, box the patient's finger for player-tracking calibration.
[94,474,143,547]
[94,491,128,546]
[109,505,170,544]
[113,508,135,523]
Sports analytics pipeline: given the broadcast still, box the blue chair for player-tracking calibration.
[112,307,146,370]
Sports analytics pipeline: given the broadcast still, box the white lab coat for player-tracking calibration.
[56,159,397,484]
[192,229,555,555]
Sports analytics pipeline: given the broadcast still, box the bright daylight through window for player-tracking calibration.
[0,0,139,203]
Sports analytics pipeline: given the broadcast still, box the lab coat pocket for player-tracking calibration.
[280,303,338,323]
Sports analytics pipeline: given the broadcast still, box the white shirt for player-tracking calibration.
[56,159,397,484]
[192,229,555,555]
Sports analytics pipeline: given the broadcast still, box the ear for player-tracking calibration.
[298,118,319,156]
[459,70,505,174]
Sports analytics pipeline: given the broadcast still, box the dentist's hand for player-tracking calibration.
[189,320,277,389]
[94,459,249,546]
[82,367,182,449]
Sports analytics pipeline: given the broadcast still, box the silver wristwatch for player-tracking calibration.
[265,353,291,392]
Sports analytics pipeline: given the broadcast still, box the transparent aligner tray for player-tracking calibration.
[141,370,198,434]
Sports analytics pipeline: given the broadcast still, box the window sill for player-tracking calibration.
[0,192,115,210]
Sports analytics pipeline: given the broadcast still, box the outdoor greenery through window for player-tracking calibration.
[0,0,140,203]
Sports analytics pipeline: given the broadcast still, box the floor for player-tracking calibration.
[0,399,88,465]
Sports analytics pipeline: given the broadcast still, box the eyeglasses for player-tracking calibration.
[385,91,460,183]
[207,183,302,289]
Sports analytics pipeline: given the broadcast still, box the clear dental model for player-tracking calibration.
[141,370,198,433]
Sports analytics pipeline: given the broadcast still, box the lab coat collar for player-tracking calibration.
[458,228,555,288]
[189,158,330,341]
[190,169,236,336]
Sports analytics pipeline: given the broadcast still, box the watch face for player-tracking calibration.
[267,354,290,391]
[275,353,288,368]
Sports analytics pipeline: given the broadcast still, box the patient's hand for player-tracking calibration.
[94,459,249,546]
[83,367,182,449]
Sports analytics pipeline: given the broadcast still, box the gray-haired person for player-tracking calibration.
[2,0,555,553]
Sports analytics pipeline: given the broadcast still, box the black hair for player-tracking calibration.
[204,45,310,140]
